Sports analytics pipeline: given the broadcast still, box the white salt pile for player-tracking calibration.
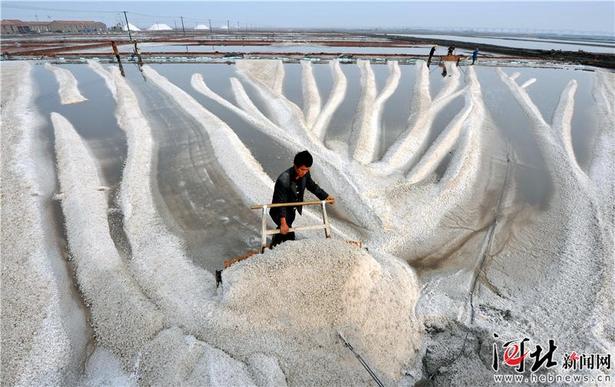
[217,238,423,385]
[122,23,141,32]
[147,23,172,31]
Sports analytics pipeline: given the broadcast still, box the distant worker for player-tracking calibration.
[427,45,436,67]
[472,48,479,65]
[132,41,143,65]
[447,45,456,56]
[270,150,335,248]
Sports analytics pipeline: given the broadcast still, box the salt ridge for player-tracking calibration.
[350,61,401,164]
[301,60,321,129]
[349,60,378,164]
[109,66,215,325]
[89,64,263,385]
[375,61,465,174]
[51,111,165,361]
[44,63,87,104]
[407,66,477,184]
[86,60,116,99]
[374,65,496,262]
[311,60,347,142]
[1,62,86,385]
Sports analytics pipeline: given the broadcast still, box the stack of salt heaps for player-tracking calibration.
[122,23,141,32]
[148,23,172,31]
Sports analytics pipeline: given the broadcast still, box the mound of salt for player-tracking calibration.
[219,239,423,384]
[138,327,257,386]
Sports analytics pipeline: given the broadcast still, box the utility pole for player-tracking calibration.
[180,16,186,36]
[226,19,230,32]
[123,11,132,41]
[208,18,212,33]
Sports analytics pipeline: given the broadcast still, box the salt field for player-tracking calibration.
[2,52,614,385]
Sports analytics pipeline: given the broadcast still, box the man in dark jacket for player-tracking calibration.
[471,48,479,65]
[270,150,334,248]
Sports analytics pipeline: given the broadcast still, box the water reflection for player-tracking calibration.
[33,61,600,271]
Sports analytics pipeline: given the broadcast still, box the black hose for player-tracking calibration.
[337,331,385,387]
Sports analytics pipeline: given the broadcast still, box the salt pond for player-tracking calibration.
[3,58,613,385]
[29,60,599,270]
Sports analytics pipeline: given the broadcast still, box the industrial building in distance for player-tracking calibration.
[1,19,107,34]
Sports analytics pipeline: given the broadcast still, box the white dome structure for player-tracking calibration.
[122,23,141,31]
[194,24,209,30]
[148,23,172,31]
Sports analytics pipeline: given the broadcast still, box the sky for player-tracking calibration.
[1,1,614,35]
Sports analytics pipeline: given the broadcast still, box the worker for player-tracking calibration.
[471,48,479,65]
[427,45,436,67]
[447,45,455,56]
[132,41,143,66]
[270,150,335,248]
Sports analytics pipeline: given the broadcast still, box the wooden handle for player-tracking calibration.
[251,198,333,210]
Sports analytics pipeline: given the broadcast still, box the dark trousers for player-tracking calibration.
[271,210,296,248]
[271,231,295,248]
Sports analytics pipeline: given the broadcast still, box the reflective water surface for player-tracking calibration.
[32,61,600,271]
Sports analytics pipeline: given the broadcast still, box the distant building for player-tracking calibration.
[1,20,32,34]
[1,19,107,34]
[47,20,107,33]
[27,22,52,33]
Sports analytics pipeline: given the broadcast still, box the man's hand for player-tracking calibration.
[326,195,335,205]
[280,217,289,235]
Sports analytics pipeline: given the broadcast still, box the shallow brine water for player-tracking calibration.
[31,60,601,272]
